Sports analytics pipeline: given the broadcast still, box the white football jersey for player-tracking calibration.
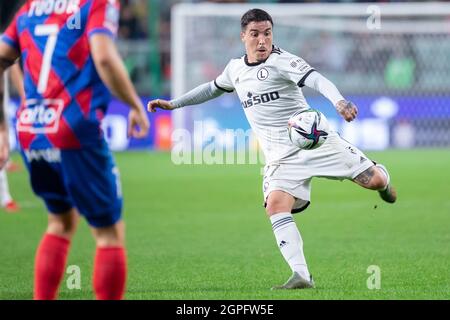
[215,46,316,164]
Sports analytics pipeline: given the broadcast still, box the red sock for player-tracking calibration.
[34,233,70,300]
[93,247,127,300]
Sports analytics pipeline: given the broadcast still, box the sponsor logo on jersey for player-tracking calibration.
[289,58,310,73]
[17,99,64,134]
[257,67,269,81]
[24,149,61,162]
[241,91,280,109]
[28,0,80,17]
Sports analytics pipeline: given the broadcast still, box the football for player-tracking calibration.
[287,109,330,150]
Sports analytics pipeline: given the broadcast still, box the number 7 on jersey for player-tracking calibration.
[34,24,59,95]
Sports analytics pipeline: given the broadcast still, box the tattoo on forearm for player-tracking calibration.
[336,101,354,113]
[344,102,354,110]
[354,167,375,185]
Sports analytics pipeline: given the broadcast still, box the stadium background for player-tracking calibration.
[4,0,450,152]
[0,1,449,300]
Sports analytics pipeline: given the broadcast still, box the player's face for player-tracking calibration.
[241,21,273,63]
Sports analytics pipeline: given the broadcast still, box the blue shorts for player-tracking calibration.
[21,141,123,228]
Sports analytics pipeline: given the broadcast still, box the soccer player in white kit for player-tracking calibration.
[148,8,397,289]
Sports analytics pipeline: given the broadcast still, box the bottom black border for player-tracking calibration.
[0,300,446,318]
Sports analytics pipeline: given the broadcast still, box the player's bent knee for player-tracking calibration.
[92,220,125,248]
[265,191,295,216]
[354,166,388,190]
[46,209,79,239]
[368,169,388,190]
[266,204,290,216]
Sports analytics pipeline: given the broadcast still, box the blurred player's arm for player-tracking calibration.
[0,47,18,75]
[0,42,19,87]
[0,41,20,168]
[304,71,357,122]
[10,63,24,100]
[147,81,224,112]
[89,33,149,138]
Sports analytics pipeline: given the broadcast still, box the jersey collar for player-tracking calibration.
[244,45,279,67]
[244,55,266,67]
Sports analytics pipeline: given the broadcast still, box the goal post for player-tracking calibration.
[171,2,450,150]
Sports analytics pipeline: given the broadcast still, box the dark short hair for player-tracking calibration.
[240,8,273,31]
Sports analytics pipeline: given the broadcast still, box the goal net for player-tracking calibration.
[172,2,450,151]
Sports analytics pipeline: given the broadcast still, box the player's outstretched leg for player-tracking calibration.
[375,164,397,203]
[266,191,314,290]
[92,220,127,300]
[34,209,78,300]
[353,164,397,203]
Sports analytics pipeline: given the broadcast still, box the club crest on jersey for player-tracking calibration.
[257,68,269,81]
[17,99,64,134]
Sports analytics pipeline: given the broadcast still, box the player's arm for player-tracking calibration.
[89,33,149,138]
[147,81,225,112]
[304,71,357,122]
[0,44,18,75]
[10,62,24,100]
[0,42,19,85]
[0,41,20,169]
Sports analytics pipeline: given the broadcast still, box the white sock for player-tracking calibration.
[270,212,310,280]
[0,169,12,207]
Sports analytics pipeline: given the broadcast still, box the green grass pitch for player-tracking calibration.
[0,149,449,300]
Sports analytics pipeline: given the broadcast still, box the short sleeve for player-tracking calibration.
[86,0,120,38]
[1,10,21,51]
[214,61,235,93]
[278,54,315,87]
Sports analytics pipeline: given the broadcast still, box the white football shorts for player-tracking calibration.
[262,132,374,213]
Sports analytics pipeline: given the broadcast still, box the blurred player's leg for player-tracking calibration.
[59,143,126,300]
[266,191,312,288]
[34,208,79,300]
[0,168,18,212]
[6,160,21,172]
[1,69,18,212]
[91,221,126,300]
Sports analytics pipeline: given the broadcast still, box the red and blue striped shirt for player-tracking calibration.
[1,0,120,149]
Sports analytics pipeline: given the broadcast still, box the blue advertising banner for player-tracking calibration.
[187,95,450,150]
[6,95,450,151]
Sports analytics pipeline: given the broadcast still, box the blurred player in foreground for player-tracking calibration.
[0,63,24,212]
[0,0,149,299]
[0,168,17,212]
[148,8,396,290]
